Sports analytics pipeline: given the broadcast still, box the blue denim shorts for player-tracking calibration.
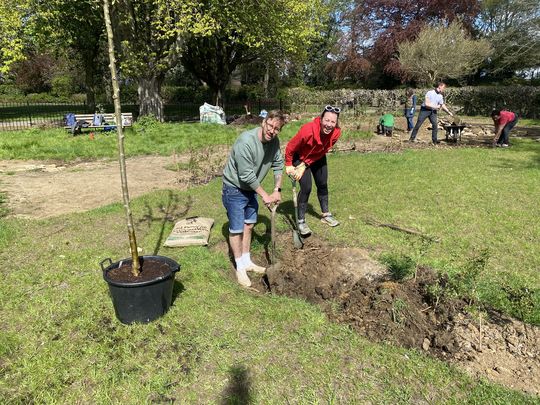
[222,183,258,233]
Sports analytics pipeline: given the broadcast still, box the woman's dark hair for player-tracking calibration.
[491,109,501,118]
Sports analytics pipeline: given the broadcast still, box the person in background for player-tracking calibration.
[409,81,453,144]
[222,110,286,287]
[285,105,342,236]
[377,112,394,136]
[491,109,518,147]
[404,88,417,132]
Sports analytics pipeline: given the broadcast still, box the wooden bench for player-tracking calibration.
[64,112,133,135]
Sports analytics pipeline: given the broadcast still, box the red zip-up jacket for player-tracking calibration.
[285,117,341,166]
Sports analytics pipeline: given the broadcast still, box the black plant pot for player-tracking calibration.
[100,255,180,324]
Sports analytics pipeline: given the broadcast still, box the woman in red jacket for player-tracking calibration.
[285,105,342,236]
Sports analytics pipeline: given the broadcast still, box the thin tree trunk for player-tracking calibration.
[103,0,140,276]
[138,76,164,121]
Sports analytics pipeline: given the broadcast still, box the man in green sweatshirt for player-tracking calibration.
[222,110,286,287]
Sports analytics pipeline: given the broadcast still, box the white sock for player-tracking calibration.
[241,252,252,265]
[235,256,247,271]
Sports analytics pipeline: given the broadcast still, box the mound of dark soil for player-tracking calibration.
[229,115,263,125]
[259,234,539,395]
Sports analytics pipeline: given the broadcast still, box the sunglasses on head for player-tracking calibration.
[324,105,341,114]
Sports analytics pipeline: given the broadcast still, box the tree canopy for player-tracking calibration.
[0,0,29,75]
[398,20,492,85]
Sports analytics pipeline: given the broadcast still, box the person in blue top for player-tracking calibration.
[409,82,453,144]
[404,88,417,132]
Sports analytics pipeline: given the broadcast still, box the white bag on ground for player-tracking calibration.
[164,217,214,247]
[199,102,226,125]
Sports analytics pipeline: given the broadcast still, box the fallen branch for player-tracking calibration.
[364,217,440,242]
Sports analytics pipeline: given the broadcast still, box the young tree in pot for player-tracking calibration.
[103,0,140,276]
[101,0,179,324]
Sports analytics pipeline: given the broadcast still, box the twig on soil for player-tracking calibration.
[420,306,432,312]
[364,217,440,242]
[43,224,67,237]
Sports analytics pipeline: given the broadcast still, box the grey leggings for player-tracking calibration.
[294,155,329,221]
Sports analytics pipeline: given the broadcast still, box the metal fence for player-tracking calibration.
[0,98,285,131]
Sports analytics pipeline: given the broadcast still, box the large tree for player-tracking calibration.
[398,20,492,84]
[112,0,220,119]
[476,0,540,78]
[180,0,326,107]
[0,0,29,77]
[337,0,481,84]
[31,0,105,108]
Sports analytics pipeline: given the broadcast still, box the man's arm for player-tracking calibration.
[441,103,453,115]
[493,125,502,143]
[270,172,283,203]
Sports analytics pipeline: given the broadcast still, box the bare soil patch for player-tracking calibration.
[238,233,540,396]
[1,120,537,219]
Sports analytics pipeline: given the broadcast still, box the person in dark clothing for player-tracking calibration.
[491,109,518,147]
[409,82,453,144]
[404,88,417,132]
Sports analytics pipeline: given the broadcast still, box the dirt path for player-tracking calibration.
[0,121,537,219]
[0,155,191,219]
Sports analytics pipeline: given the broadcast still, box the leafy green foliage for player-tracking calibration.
[398,20,492,84]
[381,253,416,281]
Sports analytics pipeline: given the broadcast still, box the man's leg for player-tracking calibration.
[501,117,518,145]
[222,184,253,286]
[410,109,429,141]
[429,112,439,143]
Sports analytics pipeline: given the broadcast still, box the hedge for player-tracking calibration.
[285,86,540,118]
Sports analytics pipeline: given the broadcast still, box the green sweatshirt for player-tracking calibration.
[379,114,394,127]
[222,127,283,191]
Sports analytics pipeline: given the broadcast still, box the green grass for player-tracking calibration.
[318,140,539,324]
[0,121,538,402]
[0,185,536,403]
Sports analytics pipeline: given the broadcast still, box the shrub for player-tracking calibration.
[381,253,416,281]
[284,86,540,118]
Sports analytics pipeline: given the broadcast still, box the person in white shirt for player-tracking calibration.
[409,82,453,144]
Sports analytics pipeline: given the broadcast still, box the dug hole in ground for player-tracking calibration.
[221,232,539,396]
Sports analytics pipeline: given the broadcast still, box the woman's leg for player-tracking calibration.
[311,156,329,214]
[296,164,312,221]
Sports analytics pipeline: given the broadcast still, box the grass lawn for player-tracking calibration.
[0,120,538,402]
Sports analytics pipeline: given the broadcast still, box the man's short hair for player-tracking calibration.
[436,81,447,88]
[265,110,287,124]
[491,109,501,118]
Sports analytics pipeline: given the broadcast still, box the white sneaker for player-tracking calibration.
[321,214,340,227]
[236,268,251,287]
[245,262,266,274]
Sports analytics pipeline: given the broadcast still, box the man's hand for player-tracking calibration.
[262,192,275,207]
[270,190,282,204]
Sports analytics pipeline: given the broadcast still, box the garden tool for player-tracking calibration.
[264,203,283,285]
[290,178,304,249]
